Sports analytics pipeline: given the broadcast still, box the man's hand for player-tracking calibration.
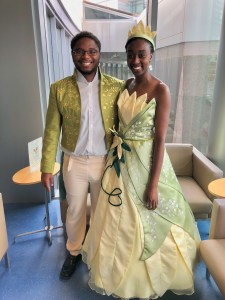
[41,173,53,192]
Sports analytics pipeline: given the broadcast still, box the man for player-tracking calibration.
[41,31,124,280]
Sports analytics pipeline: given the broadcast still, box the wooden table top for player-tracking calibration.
[12,162,60,185]
[208,178,225,198]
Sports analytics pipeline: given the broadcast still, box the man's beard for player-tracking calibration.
[75,65,98,76]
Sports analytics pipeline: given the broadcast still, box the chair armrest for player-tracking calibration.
[209,199,225,239]
[192,147,223,200]
[165,143,193,176]
[0,193,8,260]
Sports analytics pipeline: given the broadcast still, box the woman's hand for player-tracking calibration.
[146,185,158,210]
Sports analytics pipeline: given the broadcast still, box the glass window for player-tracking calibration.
[154,0,225,154]
[46,7,74,84]
[85,7,127,19]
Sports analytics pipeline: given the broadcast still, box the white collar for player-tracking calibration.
[76,69,99,84]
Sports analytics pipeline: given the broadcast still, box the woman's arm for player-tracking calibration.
[146,82,171,210]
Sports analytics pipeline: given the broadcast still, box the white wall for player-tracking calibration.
[83,20,136,52]
[0,0,44,203]
[86,0,119,9]
[60,0,83,30]
[157,0,221,48]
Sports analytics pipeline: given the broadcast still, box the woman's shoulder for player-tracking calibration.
[152,77,170,96]
[153,80,171,106]
[125,77,134,89]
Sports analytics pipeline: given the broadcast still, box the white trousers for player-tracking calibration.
[63,154,106,256]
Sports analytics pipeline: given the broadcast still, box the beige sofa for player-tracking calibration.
[0,193,10,268]
[60,143,223,223]
[166,143,223,219]
[200,199,225,297]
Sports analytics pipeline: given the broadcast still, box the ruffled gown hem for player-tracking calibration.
[82,251,195,300]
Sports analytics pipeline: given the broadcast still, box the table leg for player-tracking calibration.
[14,189,63,244]
[206,267,210,279]
[45,190,52,245]
[4,252,10,269]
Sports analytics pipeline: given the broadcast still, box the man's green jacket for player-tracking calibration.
[41,69,124,174]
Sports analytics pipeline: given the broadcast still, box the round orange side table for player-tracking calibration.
[12,162,60,185]
[208,178,225,198]
[12,162,62,245]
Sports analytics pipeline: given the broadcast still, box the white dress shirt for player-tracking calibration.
[62,70,107,156]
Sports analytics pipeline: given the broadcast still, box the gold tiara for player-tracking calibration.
[127,20,156,50]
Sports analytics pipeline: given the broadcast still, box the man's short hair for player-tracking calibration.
[71,31,101,51]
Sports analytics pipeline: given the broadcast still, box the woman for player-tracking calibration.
[82,21,200,299]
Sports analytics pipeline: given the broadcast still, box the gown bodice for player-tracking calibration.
[118,89,156,141]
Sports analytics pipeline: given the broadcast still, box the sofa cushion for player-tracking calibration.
[200,239,225,297]
[166,143,193,176]
[177,176,213,216]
